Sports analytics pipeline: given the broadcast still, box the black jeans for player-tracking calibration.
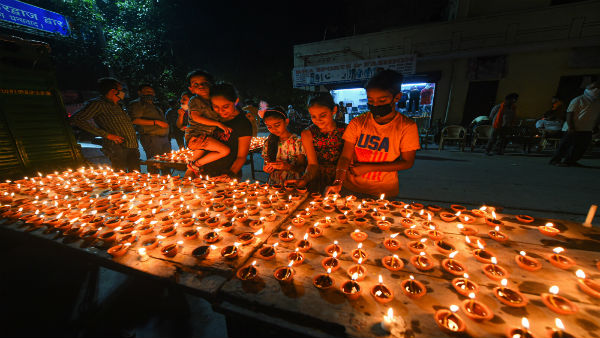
[486,127,508,154]
[140,134,171,174]
[102,141,140,172]
[551,131,592,164]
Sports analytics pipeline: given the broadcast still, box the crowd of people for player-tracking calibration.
[70,69,421,198]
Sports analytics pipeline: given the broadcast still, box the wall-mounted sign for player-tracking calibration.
[0,0,69,36]
[293,54,416,88]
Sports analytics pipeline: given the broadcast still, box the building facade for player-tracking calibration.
[293,0,600,127]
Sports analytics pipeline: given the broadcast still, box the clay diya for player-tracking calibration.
[313,268,334,290]
[159,224,177,237]
[107,242,131,257]
[435,240,456,255]
[291,215,305,227]
[347,258,367,281]
[192,245,215,260]
[465,236,486,249]
[489,226,509,242]
[515,251,542,271]
[485,211,503,227]
[410,202,424,210]
[427,226,444,241]
[350,229,368,242]
[382,254,404,271]
[506,317,534,338]
[516,214,535,224]
[161,243,178,258]
[371,275,394,303]
[236,261,258,281]
[442,251,467,276]
[539,222,560,237]
[203,229,222,243]
[400,218,415,228]
[336,212,349,224]
[273,261,295,283]
[141,237,159,250]
[457,223,478,236]
[458,213,476,224]
[257,243,278,260]
[404,226,422,240]
[295,233,311,252]
[407,238,427,254]
[377,218,391,231]
[575,269,600,298]
[183,229,199,241]
[435,305,466,334]
[278,226,295,242]
[473,246,495,264]
[541,286,578,315]
[353,217,368,227]
[325,240,343,257]
[307,224,323,238]
[237,231,256,246]
[452,273,479,296]
[287,248,305,266]
[221,243,240,260]
[547,247,576,269]
[321,252,340,272]
[549,318,575,338]
[461,293,493,321]
[351,243,368,262]
[383,233,401,251]
[340,273,362,300]
[401,275,426,299]
[450,204,467,213]
[439,211,457,222]
[411,252,435,271]
[494,279,528,307]
[482,257,509,281]
[427,204,442,212]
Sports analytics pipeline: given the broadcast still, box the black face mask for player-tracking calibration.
[368,103,393,117]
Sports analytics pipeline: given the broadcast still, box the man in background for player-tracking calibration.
[486,93,519,155]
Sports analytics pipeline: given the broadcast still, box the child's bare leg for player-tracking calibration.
[192,137,230,167]
[191,149,206,162]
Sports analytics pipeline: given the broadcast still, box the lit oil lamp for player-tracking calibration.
[410,202,424,210]
[489,226,508,242]
[439,211,457,222]
[515,251,542,271]
[548,247,575,269]
[377,217,391,231]
[336,211,349,224]
[325,240,342,257]
[434,239,456,255]
[237,261,258,281]
[295,233,311,252]
[221,242,241,260]
[485,211,503,227]
[404,225,421,240]
[313,268,334,290]
[411,252,434,271]
[347,257,367,281]
[340,272,362,300]
[203,228,222,244]
[442,251,467,275]
[483,256,509,281]
[287,248,304,266]
[435,305,466,334]
[307,223,323,238]
[350,229,368,242]
[291,214,305,227]
[257,242,278,260]
[539,222,560,237]
[458,212,475,224]
[427,225,443,241]
[351,243,368,262]
[383,233,401,251]
[107,242,131,257]
[382,254,404,271]
[506,317,534,338]
[461,292,493,321]
[472,241,495,264]
[274,260,295,283]
[321,251,340,272]
[494,278,528,307]
[401,275,426,299]
[549,318,575,338]
[541,286,578,315]
[400,217,414,228]
[575,269,600,298]
[457,223,477,236]
[465,235,486,249]
[278,226,295,242]
[407,238,427,254]
[452,273,479,296]
[371,275,394,303]
[380,308,396,333]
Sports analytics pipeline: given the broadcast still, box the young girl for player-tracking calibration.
[261,107,306,185]
[287,93,346,192]
[184,70,231,175]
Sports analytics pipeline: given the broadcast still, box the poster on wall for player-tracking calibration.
[292,55,416,88]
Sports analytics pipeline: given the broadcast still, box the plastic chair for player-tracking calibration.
[471,125,493,151]
[438,125,466,151]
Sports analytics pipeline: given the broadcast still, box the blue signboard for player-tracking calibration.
[0,0,69,36]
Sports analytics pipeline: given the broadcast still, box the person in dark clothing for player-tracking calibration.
[486,93,519,155]
[70,77,140,172]
[408,86,421,113]
[165,92,191,150]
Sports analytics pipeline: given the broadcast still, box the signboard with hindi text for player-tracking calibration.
[0,0,69,36]
[292,54,416,88]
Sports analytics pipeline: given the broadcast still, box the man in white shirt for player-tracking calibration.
[550,81,600,166]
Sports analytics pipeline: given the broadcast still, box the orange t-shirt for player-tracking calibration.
[342,112,420,197]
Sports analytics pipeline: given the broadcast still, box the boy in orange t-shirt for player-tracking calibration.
[326,70,420,197]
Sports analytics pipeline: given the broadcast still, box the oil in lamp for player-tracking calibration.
[237,261,258,281]
[274,260,295,283]
[494,279,528,307]
[515,251,542,271]
[295,233,311,252]
[221,242,241,260]
[411,251,434,271]
[435,305,466,333]
[325,240,342,256]
[404,225,421,240]
[278,226,295,242]
[575,269,600,298]
[541,286,578,315]
[340,272,362,300]
[401,275,426,299]
[489,226,509,242]
[351,243,368,262]
[461,292,493,321]
[347,257,366,281]
[287,248,304,266]
[371,275,394,303]
[313,268,334,290]
[485,210,503,227]
[408,238,427,254]
[382,254,404,271]
[321,251,340,272]
[548,247,575,269]
[442,251,467,275]
[383,233,401,251]
[539,222,560,237]
[350,229,368,242]
[482,256,509,281]
[452,273,479,296]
